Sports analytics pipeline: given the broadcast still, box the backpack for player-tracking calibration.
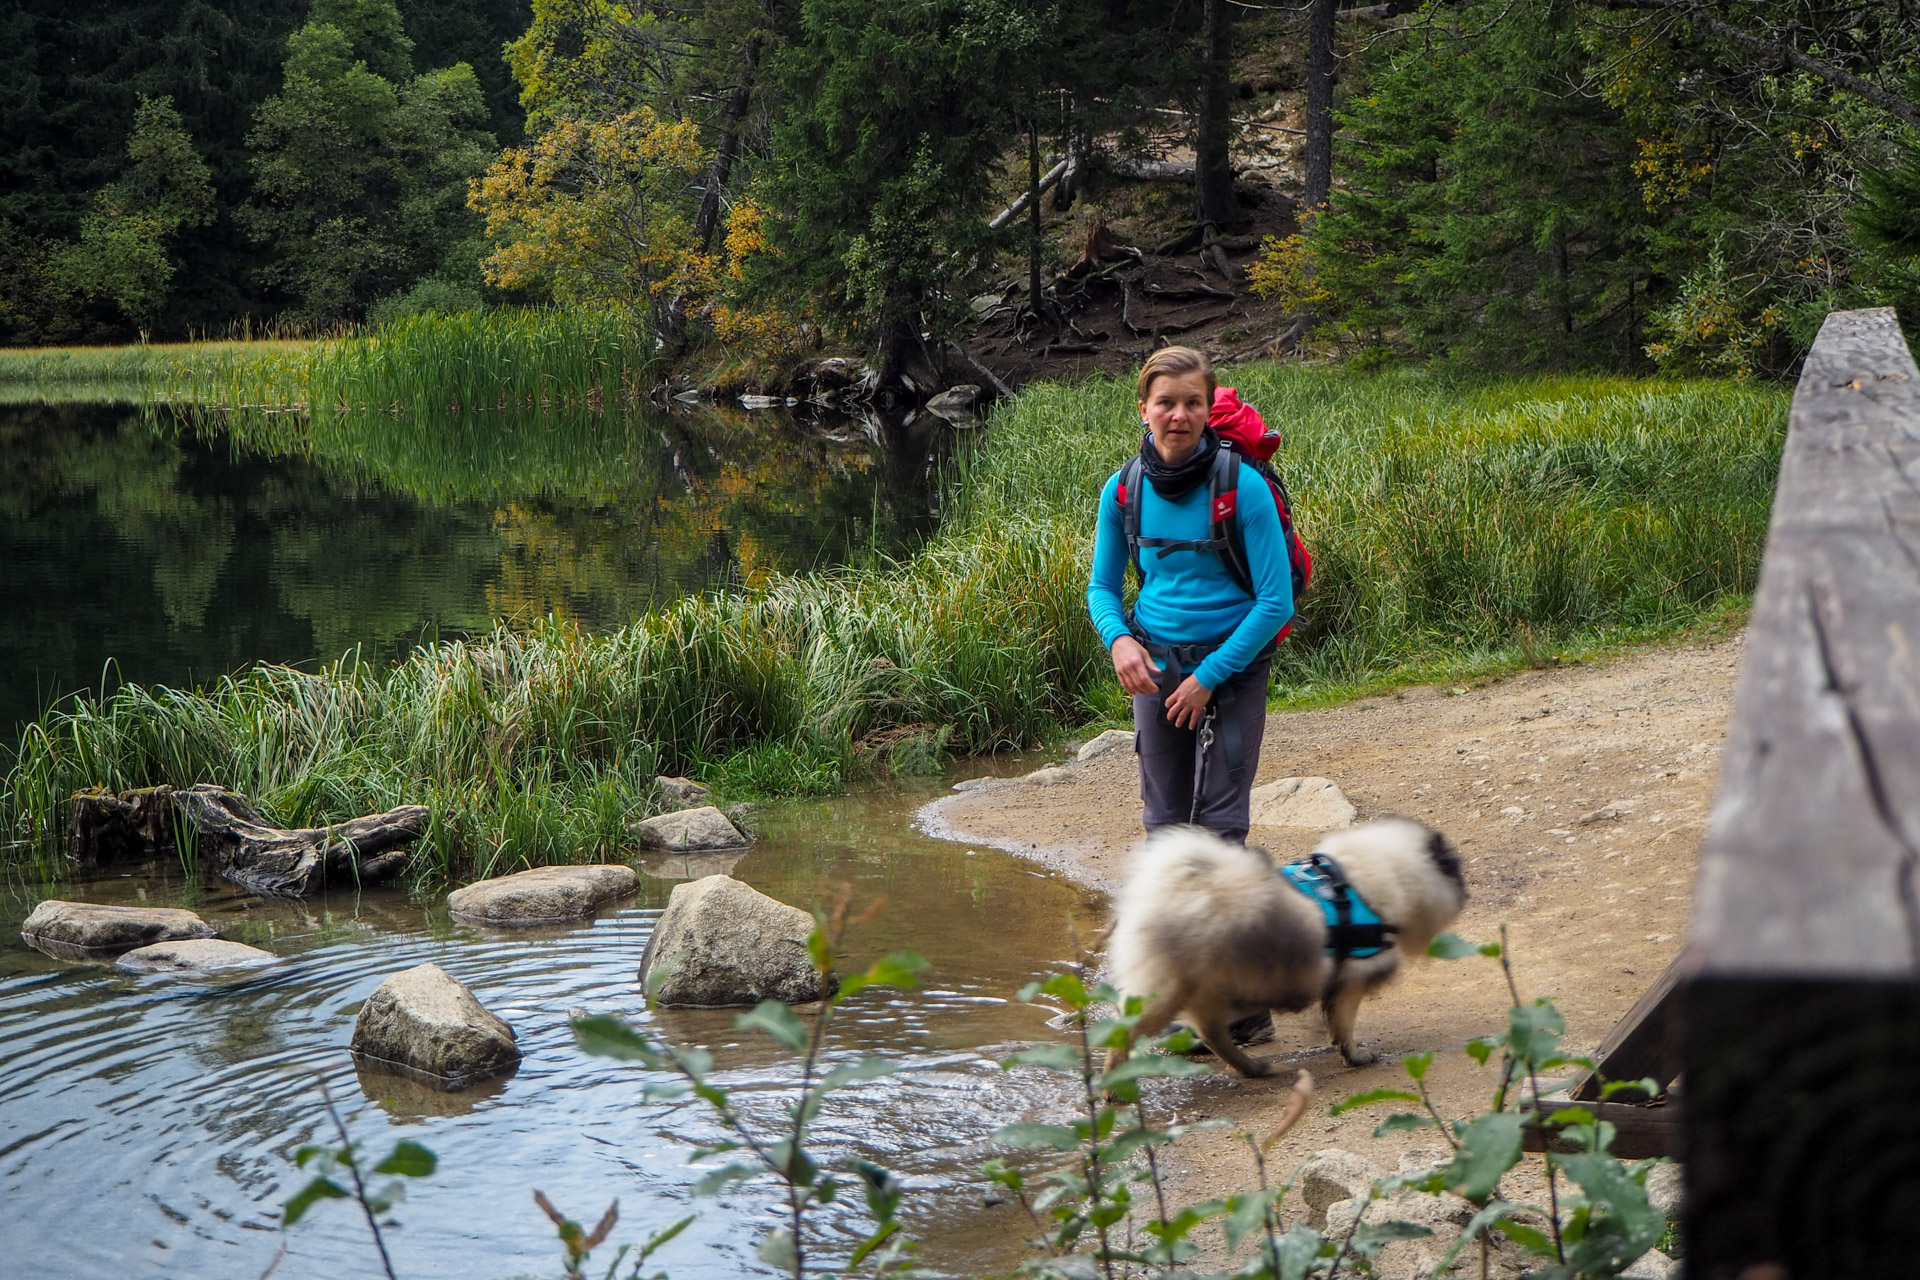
[1115,387,1312,642]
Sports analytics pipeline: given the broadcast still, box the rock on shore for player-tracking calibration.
[639,875,833,1006]
[447,865,638,926]
[631,805,749,852]
[350,963,521,1090]
[21,900,217,960]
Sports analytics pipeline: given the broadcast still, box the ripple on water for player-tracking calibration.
[0,781,1096,1278]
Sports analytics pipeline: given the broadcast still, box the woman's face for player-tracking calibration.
[1139,369,1213,466]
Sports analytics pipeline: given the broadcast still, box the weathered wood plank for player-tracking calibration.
[1571,949,1687,1100]
[1522,1098,1681,1159]
[1690,307,1920,975]
[1684,308,1920,1279]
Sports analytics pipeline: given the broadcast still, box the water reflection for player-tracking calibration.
[0,400,945,735]
[0,778,1101,1279]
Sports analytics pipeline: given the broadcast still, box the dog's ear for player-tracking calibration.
[1425,828,1465,893]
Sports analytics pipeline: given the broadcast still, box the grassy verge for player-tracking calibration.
[0,310,655,413]
[0,367,1787,882]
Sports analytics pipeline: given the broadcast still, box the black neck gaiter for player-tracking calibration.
[1138,427,1220,499]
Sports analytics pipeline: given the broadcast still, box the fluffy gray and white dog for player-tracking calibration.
[1104,818,1467,1078]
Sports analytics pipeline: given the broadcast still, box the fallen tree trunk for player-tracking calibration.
[68,784,426,896]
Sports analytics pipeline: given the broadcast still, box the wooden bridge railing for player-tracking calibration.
[1683,308,1920,1278]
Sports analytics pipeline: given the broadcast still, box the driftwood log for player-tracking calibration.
[68,784,427,897]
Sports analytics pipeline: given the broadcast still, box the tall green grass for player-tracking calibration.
[0,310,654,413]
[0,368,1788,881]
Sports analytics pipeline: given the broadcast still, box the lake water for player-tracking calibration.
[0,779,1104,1279]
[0,397,1106,1277]
[0,399,947,736]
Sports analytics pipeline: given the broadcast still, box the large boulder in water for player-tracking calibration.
[631,805,748,852]
[639,875,834,1007]
[116,938,278,976]
[21,900,216,960]
[446,864,638,926]
[350,963,521,1090]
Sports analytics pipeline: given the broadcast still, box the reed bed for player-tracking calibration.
[0,310,654,414]
[0,368,1788,881]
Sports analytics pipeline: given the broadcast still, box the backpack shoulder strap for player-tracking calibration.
[1209,447,1255,597]
[1117,456,1145,582]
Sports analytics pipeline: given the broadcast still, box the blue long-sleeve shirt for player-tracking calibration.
[1087,459,1294,690]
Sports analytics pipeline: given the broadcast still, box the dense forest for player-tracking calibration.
[3,0,1917,377]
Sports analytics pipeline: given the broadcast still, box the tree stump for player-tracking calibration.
[67,784,427,897]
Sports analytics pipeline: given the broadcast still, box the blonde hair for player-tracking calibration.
[1135,345,1217,403]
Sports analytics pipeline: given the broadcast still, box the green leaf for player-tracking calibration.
[641,1080,690,1103]
[1086,1017,1134,1049]
[1507,999,1567,1065]
[282,1175,348,1227]
[1465,1035,1502,1065]
[1221,1189,1276,1254]
[1352,1219,1434,1255]
[736,1000,810,1053]
[819,1057,898,1092]
[1036,972,1089,1007]
[1272,1224,1328,1280]
[1600,1077,1663,1101]
[1427,931,1489,959]
[999,1043,1083,1073]
[1557,1151,1665,1271]
[840,951,929,996]
[1404,1051,1433,1080]
[1329,1087,1421,1115]
[372,1140,436,1178]
[806,924,833,974]
[572,1014,663,1066]
[690,1163,757,1196]
[293,1144,329,1170]
[638,1213,695,1261]
[1144,1200,1225,1241]
[1428,1199,1526,1274]
[1445,1112,1527,1202]
[769,1140,817,1187]
[1373,1113,1439,1136]
[1105,1127,1175,1161]
[757,1227,798,1272]
[992,1122,1081,1151]
[1099,1055,1213,1089]
[849,1219,900,1267]
[1493,1216,1557,1256]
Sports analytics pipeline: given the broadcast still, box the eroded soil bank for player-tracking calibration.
[921,635,1738,1271]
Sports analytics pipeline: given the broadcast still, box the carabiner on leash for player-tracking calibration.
[1189,704,1218,825]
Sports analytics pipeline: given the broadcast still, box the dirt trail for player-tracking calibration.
[919,635,1738,1267]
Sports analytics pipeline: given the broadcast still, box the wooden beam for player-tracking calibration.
[1682,308,1920,1279]
[1571,949,1689,1100]
[1522,1098,1681,1159]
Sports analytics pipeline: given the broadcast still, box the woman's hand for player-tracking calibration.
[1164,675,1214,729]
[1110,636,1162,696]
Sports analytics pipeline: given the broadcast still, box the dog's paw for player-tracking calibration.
[1339,1045,1379,1067]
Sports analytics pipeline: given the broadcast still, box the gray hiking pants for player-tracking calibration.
[1133,655,1272,844]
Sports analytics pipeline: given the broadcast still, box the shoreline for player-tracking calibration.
[917,634,1739,1272]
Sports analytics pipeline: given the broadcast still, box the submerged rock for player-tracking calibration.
[631,805,748,852]
[639,875,833,1007]
[1076,729,1135,762]
[116,938,278,975]
[350,963,520,1090]
[640,850,748,881]
[447,865,638,926]
[1248,777,1357,830]
[925,384,982,424]
[21,900,217,960]
[654,776,711,808]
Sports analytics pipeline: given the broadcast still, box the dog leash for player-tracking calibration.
[1189,705,1217,824]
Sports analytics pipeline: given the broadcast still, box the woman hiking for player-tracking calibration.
[1086,346,1294,847]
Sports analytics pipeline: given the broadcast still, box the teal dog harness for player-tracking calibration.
[1278,853,1393,960]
